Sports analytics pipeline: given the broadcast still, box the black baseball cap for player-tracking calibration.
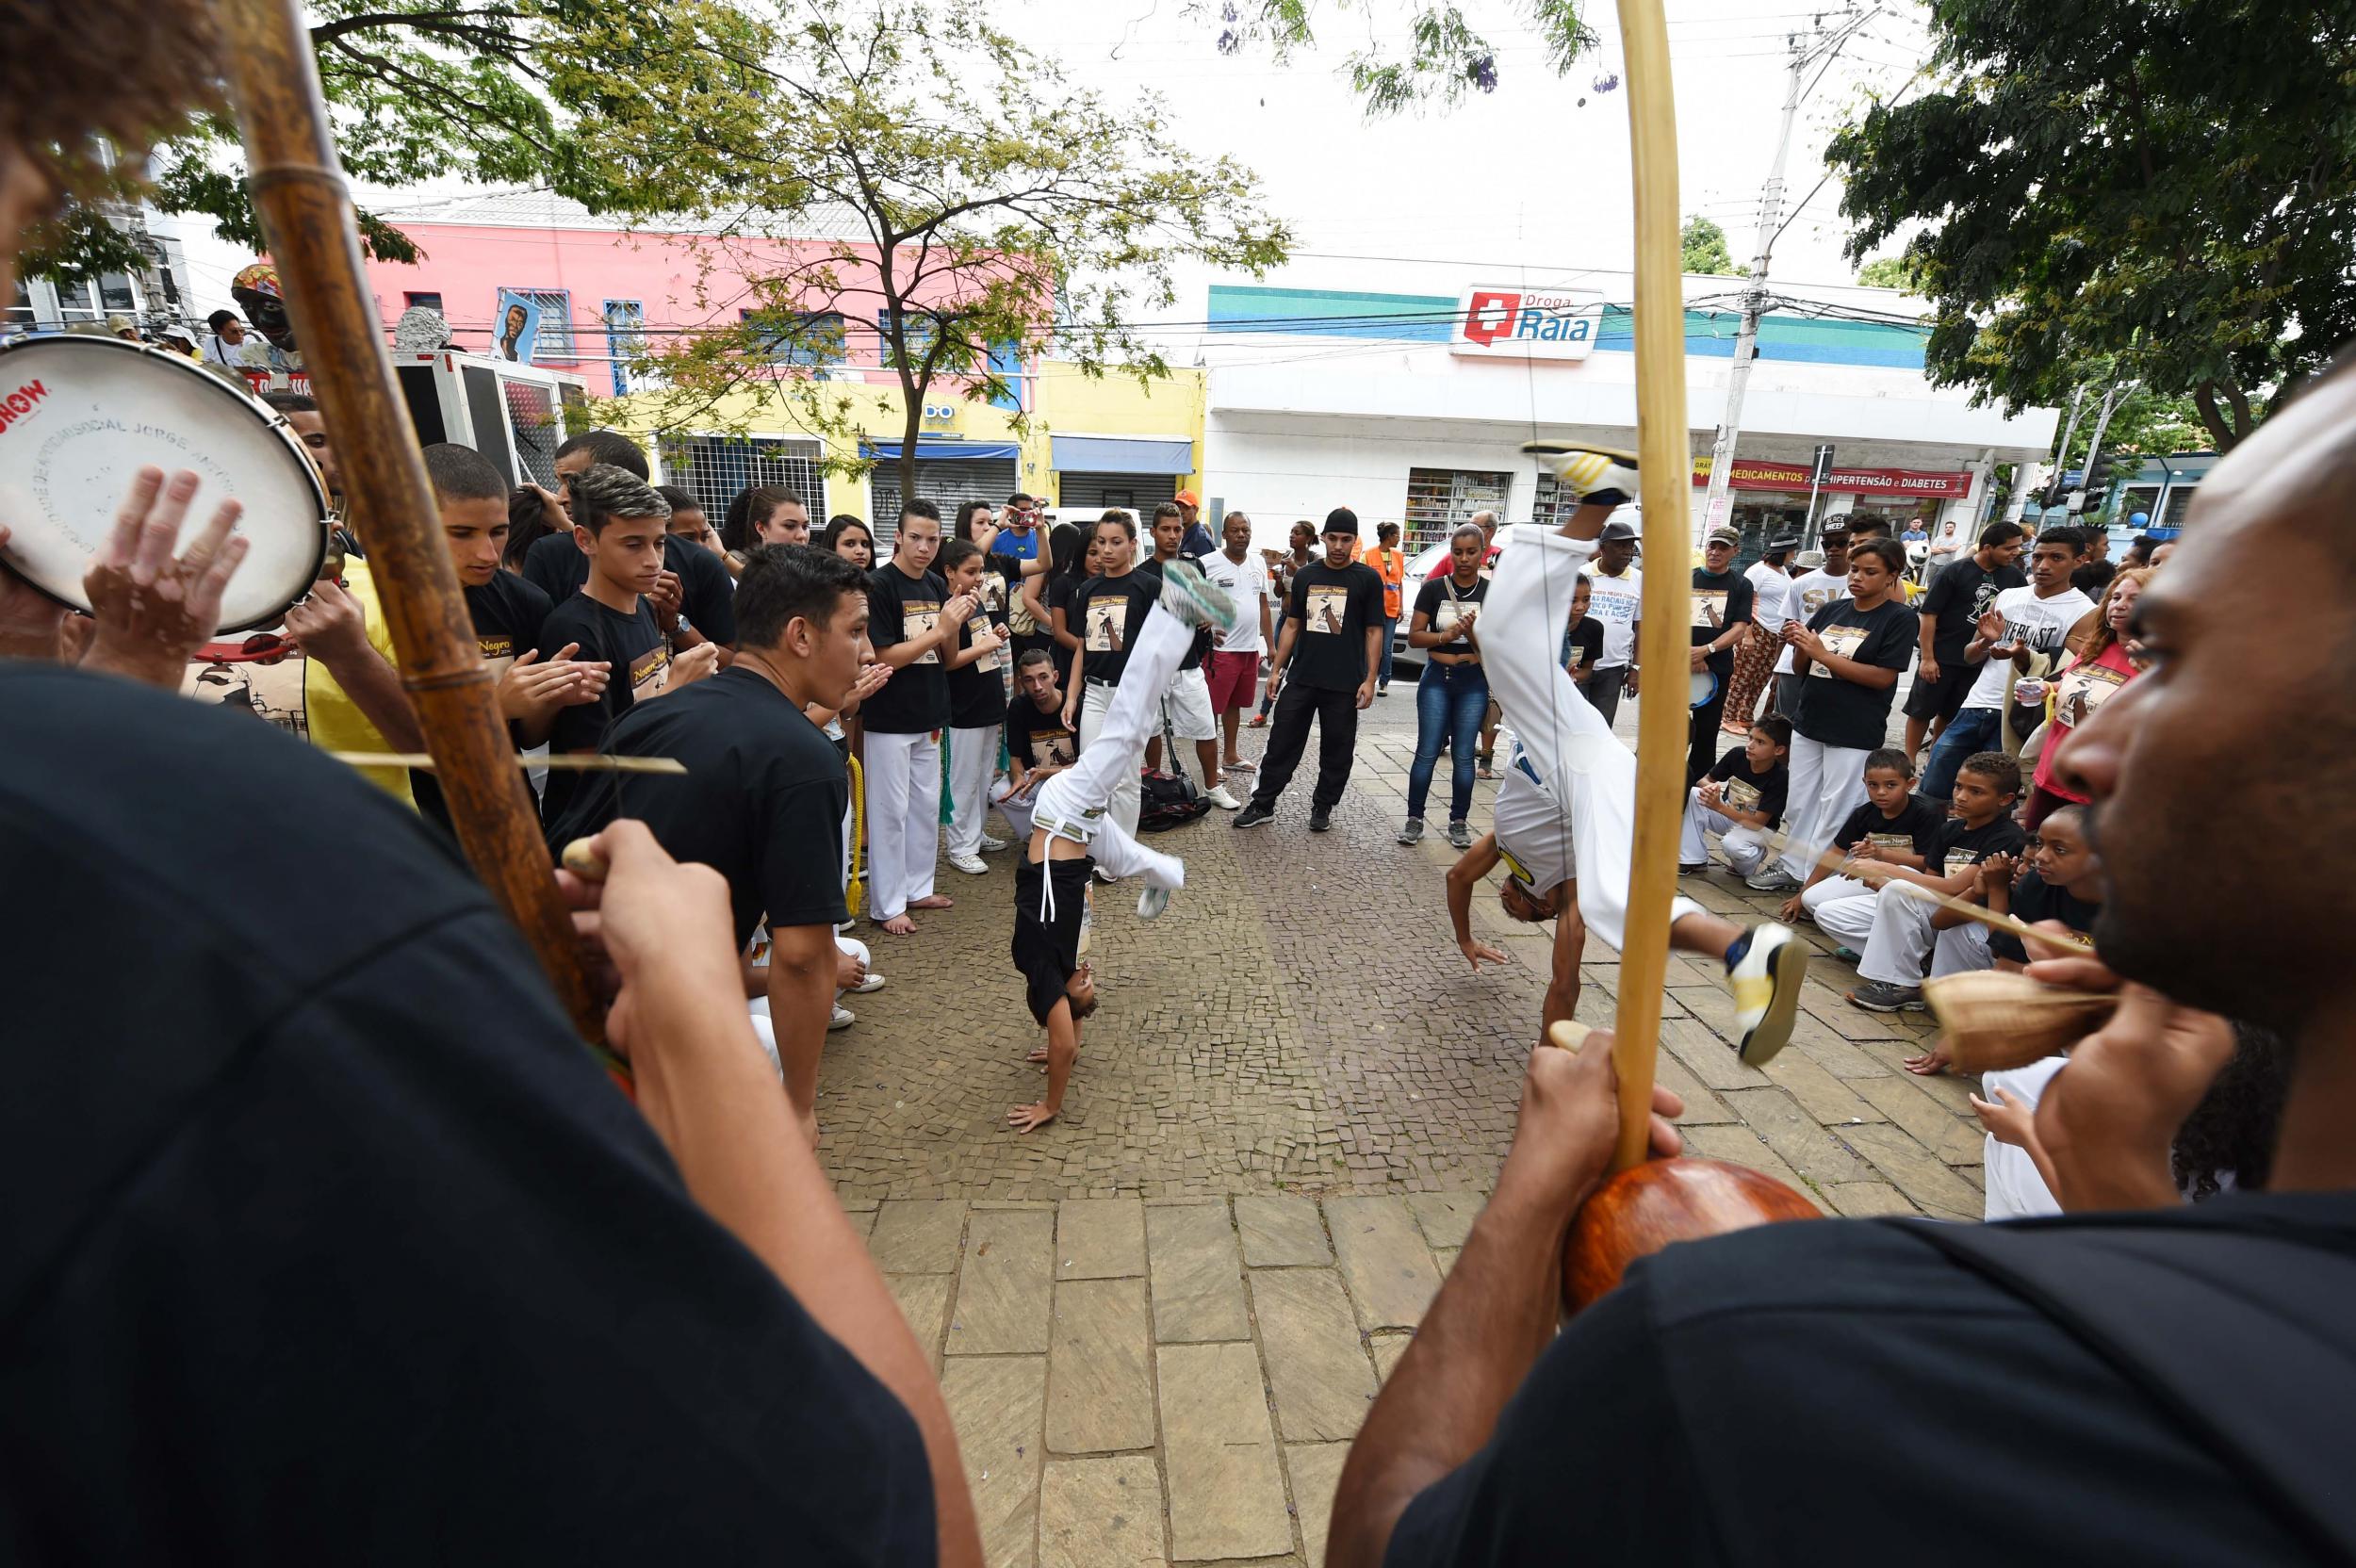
[1323,507,1360,538]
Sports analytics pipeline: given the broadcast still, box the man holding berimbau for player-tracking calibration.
[1329,367,2356,1567]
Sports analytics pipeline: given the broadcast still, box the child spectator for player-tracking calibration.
[1748,536,1917,893]
[1784,747,1948,928]
[1815,750,2026,1012]
[1678,715,1791,877]
[1562,575,1604,682]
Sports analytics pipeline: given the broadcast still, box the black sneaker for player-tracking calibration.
[1232,803,1275,829]
[1309,808,1333,832]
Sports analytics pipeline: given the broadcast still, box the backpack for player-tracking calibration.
[1137,710,1211,833]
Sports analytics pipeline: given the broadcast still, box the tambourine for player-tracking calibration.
[0,333,329,633]
[1688,668,1721,710]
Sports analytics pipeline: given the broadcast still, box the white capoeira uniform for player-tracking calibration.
[1024,603,1188,900]
[1482,523,1704,946]
[746,932,872,1078]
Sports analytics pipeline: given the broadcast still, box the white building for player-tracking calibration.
[1188,261,2059,557]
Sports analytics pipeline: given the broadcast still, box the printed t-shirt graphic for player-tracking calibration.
[1723,776,1762,813]
[1693,590,1728,629]
[2055,661,2128,728]
[1808,623,1871,677]
[902,597,943,663]
[1030,727,1075,767]
[1304,585,1349,635]
[1086,598,1128,652]
[628,641,672,702]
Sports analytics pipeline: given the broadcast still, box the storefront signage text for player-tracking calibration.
[1451,286,1603,361]
[1691,456,1973,498]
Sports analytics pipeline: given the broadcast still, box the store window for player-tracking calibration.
[656,434,830,528]
[405,291,445,313]
[98,271,139,314]
[1404,467,1511,553]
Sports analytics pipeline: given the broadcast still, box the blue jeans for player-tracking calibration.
[1376,615,1399,689]
[1922,705,2003,801]
[1408,660,1489,824]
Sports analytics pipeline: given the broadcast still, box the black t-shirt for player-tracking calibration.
[521,528,737,647]
[0,664,932,1563]
[1006,689,1079,774]
[1384,1198,2334,1567]
[1703,745,1789,828]
[1690,566,1756,677]
[1562,615,1605,679]
[1989,868,2103,963]
[1831,792,1949,862]
[1150,554,1214,670]
[1790,597,1917,750]
[1012,847,1093,1026]
[946,602,1008,731]
[412,571,558,830]
[547,665,850,951]
[1414,573,1488,660]
[1936,812,2029,882]
[1046,573,1085,644]
[860,564,951,734]
[1920,554,2027,662]
[537,594,672,832]
[1073,567,1163,687]
[1284,559,1385,690]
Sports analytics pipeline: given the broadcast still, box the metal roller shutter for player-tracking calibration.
[870,457,1020,549]
[1055,470,1179,514]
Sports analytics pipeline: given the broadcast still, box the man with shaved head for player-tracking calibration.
[1328,371,2356,1567]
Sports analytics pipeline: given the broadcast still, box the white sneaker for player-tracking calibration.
[1137,884,1171,919]
[979,834,1009,853]
[1156,557,1239,633]
[829,1004,856,1031]
[1726,923,1808,1067]
[1520,442,1641,507]
[851,972,886,994]
[948,852,989,875]
[1206,783,1242,810]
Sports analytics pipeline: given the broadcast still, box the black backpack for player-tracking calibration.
[1911,1209,2356,1564]
[1137,711,1211,833]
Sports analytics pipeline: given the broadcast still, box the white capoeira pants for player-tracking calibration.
[863,728,939,921]
[991,776,1037,843]
[1981,1054,2068,1221]
[945,723,999,858]
[1483,523,1702,950]
[1033,606,1188,895]
[1076,682,1142,850]
[748,933,873,1076]
[1775,734,1872,882]
[1808,877,1991,986]
[1679,790,1771,876]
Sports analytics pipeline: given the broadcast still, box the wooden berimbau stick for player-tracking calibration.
[328,752,688,776]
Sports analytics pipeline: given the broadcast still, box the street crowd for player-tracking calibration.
[7,32,2350,1564]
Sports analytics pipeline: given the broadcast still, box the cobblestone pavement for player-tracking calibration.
[826,680,1990,1565]
[821,682,1980,1222]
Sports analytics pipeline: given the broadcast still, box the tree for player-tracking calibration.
[1856,255,1921,293]
[1680,217,1742,278]
[629,0,1290,512]
[1211,0,1595,115]
[32,0,773,283]
[1824,0,2356,452]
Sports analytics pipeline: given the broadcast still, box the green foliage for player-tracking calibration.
[1680,216,1742,277]
[1856,254,1921,292]
[29,0,775,283]
[628,0,1290,503]
[1217,0,1595,115]
[1824,0,2356,451]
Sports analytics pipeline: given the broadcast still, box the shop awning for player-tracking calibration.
[861,439,1021,462]
[1049,434,1195,475]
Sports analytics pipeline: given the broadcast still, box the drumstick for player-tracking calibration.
[1752,827,2093,953]
[328,751,688,775]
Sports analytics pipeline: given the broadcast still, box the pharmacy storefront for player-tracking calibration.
[1196,273,2056,558]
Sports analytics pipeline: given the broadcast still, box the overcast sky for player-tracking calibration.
[159,0,1934,326]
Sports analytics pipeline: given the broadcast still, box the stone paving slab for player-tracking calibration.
[1148,1202,1252,1343]
[944,1354,1048,1568]
[1324,1197,1443,1331]
[952,1209,1056,1356]
[1056,1198,1148,1281]
[1285,1443,1350,1568]
[1250,1267,1381,1442]
[1039,1455,1166,1568]
[1046,1278,1155,1455]
[1235,1195,1333,1267]
[1159,1341,1294,1561]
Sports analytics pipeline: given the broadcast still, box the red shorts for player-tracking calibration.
[1204,648,1260,712]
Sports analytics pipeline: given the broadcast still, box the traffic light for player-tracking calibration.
[2073,453,2117,514]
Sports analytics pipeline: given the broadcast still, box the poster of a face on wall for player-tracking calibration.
[494,290,543,363]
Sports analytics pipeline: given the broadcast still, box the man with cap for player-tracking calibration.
[1232,507,1386,832]
[1174,490,1217,560]
[1771,521,1853,718]
[1578,516,1644,726]
[1687,527,1756,783]
[1725,533,1797,732]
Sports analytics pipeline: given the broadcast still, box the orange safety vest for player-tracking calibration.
[1366,546,1407,618]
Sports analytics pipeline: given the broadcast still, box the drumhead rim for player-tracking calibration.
[0,332,331,634]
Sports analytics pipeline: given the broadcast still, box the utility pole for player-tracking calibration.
[1698,5,1881,544]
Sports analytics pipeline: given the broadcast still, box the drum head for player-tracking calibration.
[0,335,328,633]
[1689,668,1721,709]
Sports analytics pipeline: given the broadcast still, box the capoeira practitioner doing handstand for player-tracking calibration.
[1444,448,1810,1066]
[1002,560,1238,1132]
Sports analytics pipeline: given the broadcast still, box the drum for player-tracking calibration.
[0,334,329,634]
[1689,668,1722,709]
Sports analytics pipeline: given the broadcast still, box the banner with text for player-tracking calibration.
[1692,456,1973,498]
[1450,286,1604,360]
